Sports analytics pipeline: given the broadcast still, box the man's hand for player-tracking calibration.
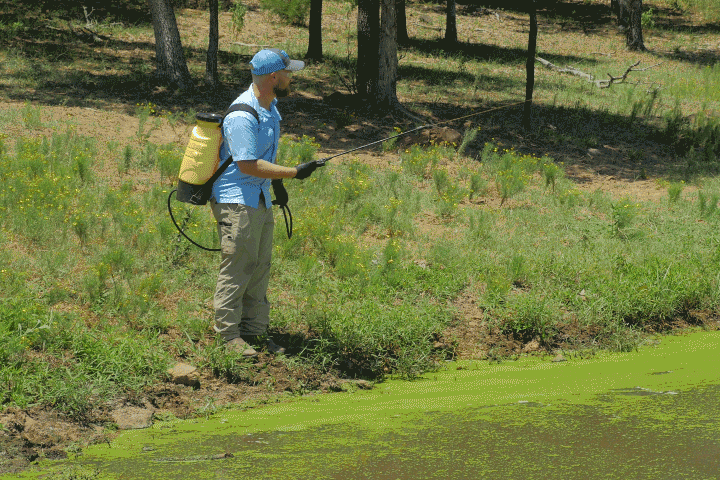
[294,161,318,180]
[271,179,288,206]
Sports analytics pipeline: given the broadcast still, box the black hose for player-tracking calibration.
[167,189,220,252]
[168,189,294,251]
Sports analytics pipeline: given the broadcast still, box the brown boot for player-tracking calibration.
[266,338,286,355]
[225,337,257,357]
[243,335,286,355]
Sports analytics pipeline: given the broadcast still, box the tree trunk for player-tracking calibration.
[148,0,193,90]
[625,0,645,51]
[523,0,537,130]
[612,0,630,27]
[357,0,379,99]
[305,0,323,61]
[376,0,399,109]
[445,0,457,45]
[396,0,408,45]
[206,0,219,87]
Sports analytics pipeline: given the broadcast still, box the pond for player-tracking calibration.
[10,330,720,479]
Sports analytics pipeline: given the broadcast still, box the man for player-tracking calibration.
[210,48,318,357]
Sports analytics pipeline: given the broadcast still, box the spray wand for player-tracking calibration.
[313,99,529,167]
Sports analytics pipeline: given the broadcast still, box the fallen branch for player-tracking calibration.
[536,57,664,88]
[536,57,595,82]
[413,23,443,32]
[232,42,272,48]
[599,60,664,88]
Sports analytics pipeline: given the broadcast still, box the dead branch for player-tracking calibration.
[599,60,663,88]
[413,23,443,32]
[535,57,595,82]
[536,57,664,88]
[232,42,272,48]
[83,6,95,28]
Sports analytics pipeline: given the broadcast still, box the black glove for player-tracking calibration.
[271,179,288,206]
[294,161,318,180]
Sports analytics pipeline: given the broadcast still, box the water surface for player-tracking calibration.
[10,330,720,479]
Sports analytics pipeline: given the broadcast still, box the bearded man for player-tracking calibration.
[210,48,318,357]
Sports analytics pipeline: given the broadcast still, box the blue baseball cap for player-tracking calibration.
[249,48,305,75]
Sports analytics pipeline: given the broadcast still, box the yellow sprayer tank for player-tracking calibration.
[176,113,224,205]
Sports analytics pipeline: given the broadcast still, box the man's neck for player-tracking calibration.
[253,83,275,111]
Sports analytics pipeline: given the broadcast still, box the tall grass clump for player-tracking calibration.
[259,0,310,25]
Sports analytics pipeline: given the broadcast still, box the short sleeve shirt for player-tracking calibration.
[211,85,282,208]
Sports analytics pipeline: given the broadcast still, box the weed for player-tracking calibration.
[135,102,162,144]
[382,127,403,152]
[458,127,479,156]
[260,0,310,25]
[541,159,562,192]
[120,144,134,173]
[668,181,685,203]
[21,102,43,129]
[230,1,248,35]
[698,190,720,217]
[611,198,639,237]
[642,8,656,28]
[468,171,488,200]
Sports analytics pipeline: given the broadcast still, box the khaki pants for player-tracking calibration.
[211,200,275,340]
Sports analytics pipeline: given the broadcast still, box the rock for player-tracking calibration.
[397,127,463,148]
[342,379,374,390]
[21,417,62,447]
[552,353,567,363]
[427,127,462,146]
[523,339,540,353]
[167,363,200,387]
[111,407,154,430]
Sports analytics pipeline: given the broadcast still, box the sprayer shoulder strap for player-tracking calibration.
[222,103,259,124]
[208,103,260,186]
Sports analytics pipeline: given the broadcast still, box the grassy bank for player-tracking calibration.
[2,100,720,420]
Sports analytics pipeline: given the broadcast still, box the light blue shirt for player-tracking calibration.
[211,85,282,208]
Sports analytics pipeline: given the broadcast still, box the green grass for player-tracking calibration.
[2,98,720,417]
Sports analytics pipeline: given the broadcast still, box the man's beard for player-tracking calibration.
[274,85,291,97]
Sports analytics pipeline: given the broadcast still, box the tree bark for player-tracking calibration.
[523,0,537,129]
[376,0,399,109]
[357,0,380,99]
[625,0,645,51]
[206,0,219,87]
[396,0,408,45]
[612,0,629,26]
[305,0,323,61]
[148,0,193,90]
[445,0,457,45]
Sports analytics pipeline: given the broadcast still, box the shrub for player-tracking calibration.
[259,0,311,26]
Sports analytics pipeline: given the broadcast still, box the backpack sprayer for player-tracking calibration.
[168,99,529,251]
